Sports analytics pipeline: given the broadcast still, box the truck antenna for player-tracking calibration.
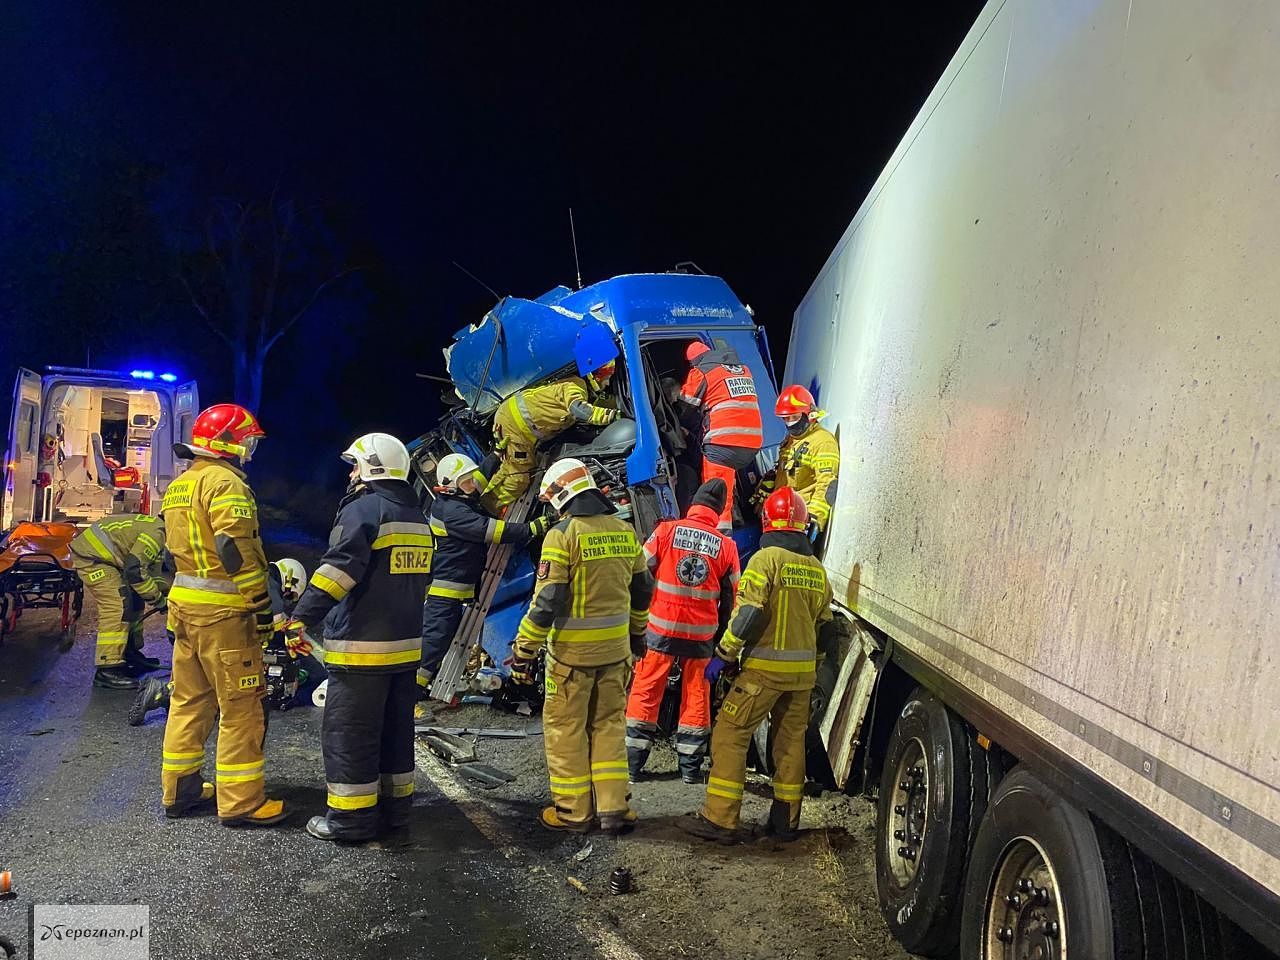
[450,260,501,302]
[569,207,583,289]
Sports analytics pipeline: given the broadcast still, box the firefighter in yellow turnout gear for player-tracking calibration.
[482,362,620,514]
[680,487,832,844]
[70,515,168,690]
[159,403,286,826]
[756,384,840,533]
[509,458,653,833]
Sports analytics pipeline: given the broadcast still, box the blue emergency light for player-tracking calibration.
[130,370,179,383]
[159,373,177,382]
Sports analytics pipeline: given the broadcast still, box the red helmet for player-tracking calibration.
[775,384,816,418]
[190,404,265,461]
[686,341,710,363]
[762,487,808,533]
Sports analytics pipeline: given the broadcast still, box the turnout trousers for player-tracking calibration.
[624,650,711,778]
[321,669,417,840]
[542,657,631,827]
[702,670,811,831]
[73,558,142,667]
[417,595,466,689]
[161,612,267,819]
[481,423,536,515]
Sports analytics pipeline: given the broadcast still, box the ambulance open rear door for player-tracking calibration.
[2,369,42,528]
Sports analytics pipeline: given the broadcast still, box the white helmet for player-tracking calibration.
[437,452,480,490]
[342,433,411,482]
[539,458,598,511]
[273,558,306,597]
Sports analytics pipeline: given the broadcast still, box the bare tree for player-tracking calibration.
[175,193,359,413]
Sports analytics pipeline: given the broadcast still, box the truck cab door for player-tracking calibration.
[153,380,199,504]
[2,368,42,528]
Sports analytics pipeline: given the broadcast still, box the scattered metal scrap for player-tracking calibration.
[416,726,518,790]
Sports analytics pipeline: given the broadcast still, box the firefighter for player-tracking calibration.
[679,487,832,844]
[481,359,621,514]
[625,478,740,783]
[159,402,286,826]
[417,452,549,700]
[509,458,653,833]
[70,514,169,689]
[287,433,432,843]
[755,384,840,534]
[677,341,764,532]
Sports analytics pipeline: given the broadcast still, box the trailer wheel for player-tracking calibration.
[959,768,1145,960]
[875,688,983,957]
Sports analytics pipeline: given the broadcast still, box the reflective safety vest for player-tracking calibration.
[292,482,433,673]
[775,423,840,531]
[161,458,269,622]
[642,503,740,658]
[717,531,833,691]
[680,349,764,450]
[69,514,166,603]
[494,376,618,446]
[517,509,652,669]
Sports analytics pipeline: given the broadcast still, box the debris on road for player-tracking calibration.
[566,876,590,896]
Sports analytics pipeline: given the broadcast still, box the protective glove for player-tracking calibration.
[529,514,551,538]
[630,634,648,660]
[151,594,168,611]
[704,655,735,683]
[506,642,540,686]
[253,609,275,646]
[284,623,313,658]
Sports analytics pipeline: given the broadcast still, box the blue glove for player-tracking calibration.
[704,656,730,682]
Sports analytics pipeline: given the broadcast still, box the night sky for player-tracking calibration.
[1,2,983,515]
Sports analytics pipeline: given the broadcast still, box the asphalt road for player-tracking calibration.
[0,602,588,960]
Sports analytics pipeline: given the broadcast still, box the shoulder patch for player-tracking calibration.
[537,560,551,580]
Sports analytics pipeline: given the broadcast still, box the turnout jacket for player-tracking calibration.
[679,346,764,450]
[427,492,547,600]
[716,530,832,691]
[293,480,432,673]
[496,375,618,445]
[516,493,653,669]
[769,423,840,531]
[643,502,740,658]
[162,458,269,624]
[70,514,167,604]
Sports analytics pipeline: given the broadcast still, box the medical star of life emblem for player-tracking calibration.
[676,554,709,586]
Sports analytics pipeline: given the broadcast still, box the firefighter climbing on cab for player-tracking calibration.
[159,403,287,826]
[416,452,548,709]
[69,514,169,690]
[677,340,764,532]
[679,487,832,844]
[755,384,840,534]
[287,433,432,843]
[509,458,653,834]
[480,359,621,514]
[625,478,740,783]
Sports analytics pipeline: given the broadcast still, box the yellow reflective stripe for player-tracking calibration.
[505,394,539,442]
[740,569,768,587]
[372,533,434,549]
[487,519,506,544]
[551,783,592,796]
[164,750,204,761]
[591,761,629,783]
[384,782,414,798]
[429,521,448,537]
[169,586,249,607]
[328,792,378,810]
[518,616,551,641]
[310,573,349,601]
[572,564,587,619]
[428,583,474,599]
[773,782,804,800]
[551,624,629,643]
[232,568,266,588]
[211,495,254,509]
[742,656,816,673]
[216,771,264,784]
[324,648,421,668]
[549,774,590,785]
[540,547,570,563]
[188,510,210,578]
[82,528,119,562]
[707,776,744,798]
[775,591,788,649]
[162,760,203,773]
[135,533,162,559]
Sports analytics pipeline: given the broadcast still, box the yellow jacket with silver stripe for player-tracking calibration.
[292,482,432,673]
[69,514,167,603]
[493,376,618,445]
[161,458,269,620]
[716,532,833,691]
[516,501,652,669]
[772,424,840,531]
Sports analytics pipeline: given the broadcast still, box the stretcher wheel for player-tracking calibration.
[57,591,79,651]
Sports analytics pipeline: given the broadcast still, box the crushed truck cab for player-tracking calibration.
[412,272,783,684]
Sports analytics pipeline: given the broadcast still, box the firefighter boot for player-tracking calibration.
[128,677,171,726]
[93,666,139,690]
[164,774,215,818]
[677,812,739,845]
[599,809,638,836]
[222,799,288,828]
[540,806,592,834]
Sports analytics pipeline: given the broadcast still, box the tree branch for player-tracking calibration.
[176,266,233,347]
[265,264,361,352]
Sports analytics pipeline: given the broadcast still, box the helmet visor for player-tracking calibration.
[241,435,260,462]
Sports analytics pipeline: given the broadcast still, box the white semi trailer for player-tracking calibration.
[795,1,1279,957]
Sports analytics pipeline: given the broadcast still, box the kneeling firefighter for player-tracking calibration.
[288,433,432,842]
[417,453,549,699]
[679,487,832,843]
[509,458,653,833]
[625,478,740,783]
[70,514,169,690]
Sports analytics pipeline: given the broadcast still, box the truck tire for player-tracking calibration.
[875,688,983,957]
[959,767,1144,960]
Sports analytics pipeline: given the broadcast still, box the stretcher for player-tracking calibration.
[0,522,83,648]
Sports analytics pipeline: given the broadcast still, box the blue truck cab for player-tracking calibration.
[410,272,783,673]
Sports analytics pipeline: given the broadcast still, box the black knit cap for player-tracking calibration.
[690,478,727,515]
